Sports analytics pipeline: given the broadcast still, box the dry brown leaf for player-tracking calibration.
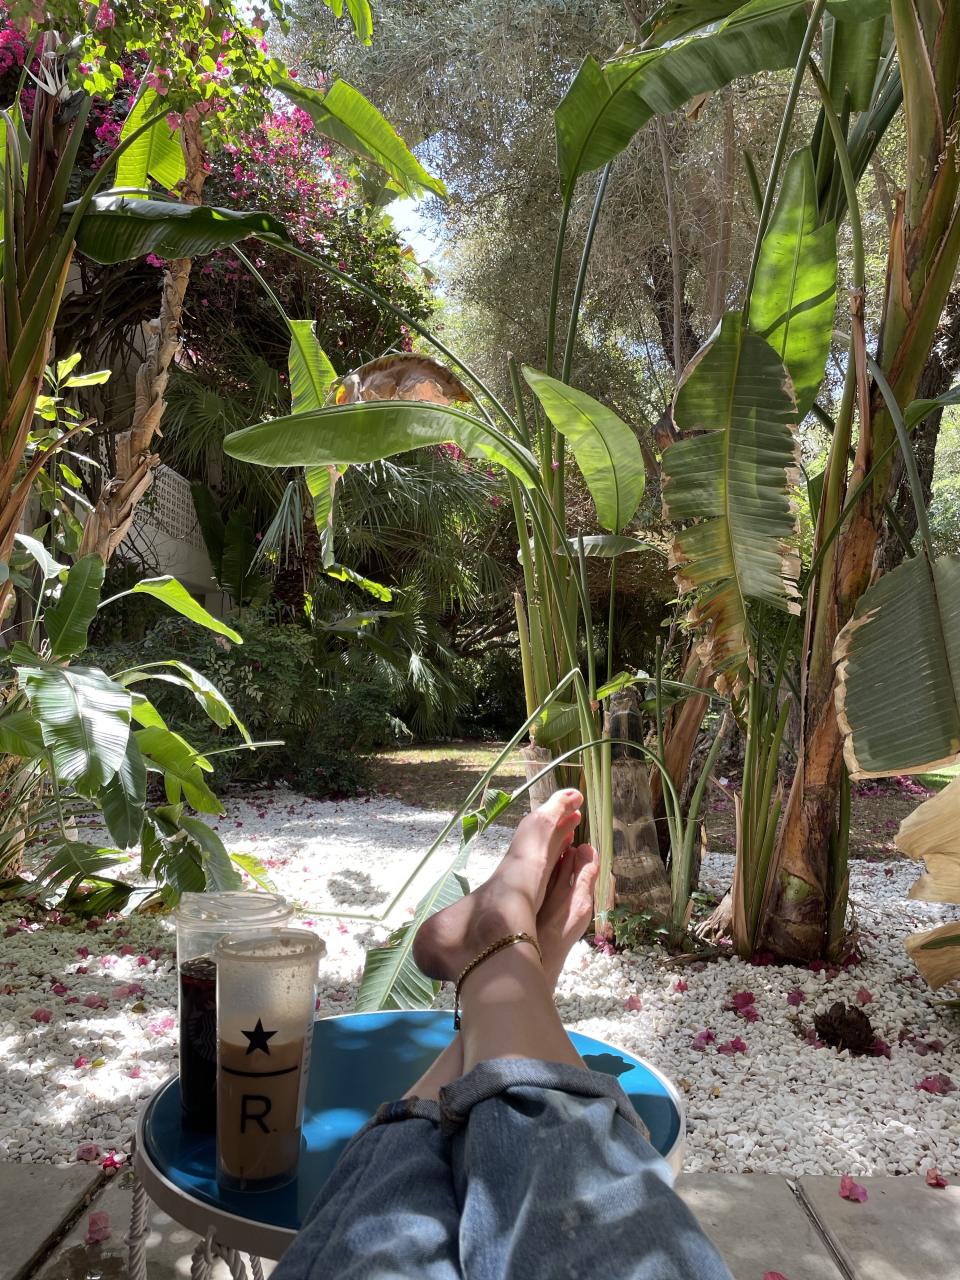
[329,354,471,406]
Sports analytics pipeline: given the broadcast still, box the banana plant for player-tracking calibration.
[0,546,270,909]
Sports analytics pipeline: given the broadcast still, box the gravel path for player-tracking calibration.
[1,790,958,1179]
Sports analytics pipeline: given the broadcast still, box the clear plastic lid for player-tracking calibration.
[175,890,292,932]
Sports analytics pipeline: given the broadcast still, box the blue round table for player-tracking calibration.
[133,1010,684,1268]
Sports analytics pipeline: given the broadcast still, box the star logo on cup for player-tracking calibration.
[241,1018,278,1056]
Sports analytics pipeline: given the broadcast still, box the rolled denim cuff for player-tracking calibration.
[437,1056,650,1139]
[338,1094,442,1163]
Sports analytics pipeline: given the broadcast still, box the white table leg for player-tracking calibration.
[190,1226,255,1280]
[127,1175,150,1280]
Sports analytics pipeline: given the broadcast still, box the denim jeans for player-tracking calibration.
[273,1057,732,1280]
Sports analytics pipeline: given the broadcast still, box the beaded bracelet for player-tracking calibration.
[453,931,542,1029]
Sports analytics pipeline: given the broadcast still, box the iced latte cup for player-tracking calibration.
[215,928,323,1190]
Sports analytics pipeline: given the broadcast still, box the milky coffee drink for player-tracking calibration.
[218,1027,307,1184]
[214,929,322,1191]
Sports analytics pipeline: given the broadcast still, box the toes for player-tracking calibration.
[537,788,584,821]
[569,844,599,917]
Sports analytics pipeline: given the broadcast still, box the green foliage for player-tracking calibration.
[554,0,807,195]
[521,368,646,533]
[749,147,837,418]
[85,613,397,797]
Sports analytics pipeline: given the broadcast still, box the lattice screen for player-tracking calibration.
[132,465,205,549]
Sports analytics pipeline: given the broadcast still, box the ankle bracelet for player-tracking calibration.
[452,931,542,1029]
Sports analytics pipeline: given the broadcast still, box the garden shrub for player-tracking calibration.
[86,613,397,797]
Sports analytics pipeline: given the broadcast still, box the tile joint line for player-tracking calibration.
[787,1178,858,1280]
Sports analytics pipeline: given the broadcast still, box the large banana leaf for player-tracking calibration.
[904,922,960,990]
[750,148,837,418]
[68,196,289,265]
[45,554,105,658]
[224,401,537,486]
[275,75,446,200]
[834,551,960,777]
[116,89,185,196]
[120,660,249,739]
[135,725,222,815]
[18,665,131,796]
[0,707,43,758]
[522,368,645,532]
[289,320,337,413]
[178,815,242,892]
[662,313,800,680]
[106,576,242,643]
[100,733,147,849]
[555,0,806,196]
[287,321,340,541]
[823,8,888,112]
[355,865,468,1011]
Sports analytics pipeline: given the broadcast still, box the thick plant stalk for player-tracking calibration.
[79,117,206,561]
[762,2,960,961]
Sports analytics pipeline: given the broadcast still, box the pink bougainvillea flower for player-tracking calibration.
[82,994,108,1010]
[763,1273,790,1280]
[926,1168,948,1188]
[75,1142,101,1162]
[786,988,806,1007]
[691,1029,716,1051]
[31,1007,52,1023]
[871,1037,892,1059]
[916,1074,956,1095]
[855,987,874,1006]
[85,1211,111,1245]
[623,995,643,1012]
[717,1036,748,1055]
[673,979,689,993]
[101,1151,125,1174]
[76,946,90,959]
[148,1014,176,1036]
[128,1066,142,1080]
[136,955,151,967]
[729,991,755,1011]
[839,1176,868,1202]
[750,950,776,966]
[118,944,135,957]
[73,1056,88,1069]
[51,982,68,996]
[739,1006,760,1023]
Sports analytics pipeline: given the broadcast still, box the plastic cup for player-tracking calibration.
[176,891,292,1130]
[215,928,323,1190]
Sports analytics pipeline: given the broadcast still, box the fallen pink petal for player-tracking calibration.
[786,988,805,1007]
[30,1007,52,1023]
[717,1036,748,1055]
[85,1210,111,1245]
[691,1029,716,1051]
[623,995,643,1011]
[75,1142,101,1162]
[855,987,874,1005]
[839,1176,868,1202]
[763,1273,790,1280]
[926,1168,948,1188]
[916,1074,956,1095]
[673,979,689,993]
[729,991,756,1011]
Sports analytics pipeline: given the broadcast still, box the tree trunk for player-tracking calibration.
[79,117,206,562]
[879,288,960,572]
[761,3,960,961]
[604,687,671,918]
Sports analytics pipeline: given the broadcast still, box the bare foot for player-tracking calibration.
[538,843,599,989]
[413,789,582,981]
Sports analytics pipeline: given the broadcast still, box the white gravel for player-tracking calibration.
[2,789,958,1179]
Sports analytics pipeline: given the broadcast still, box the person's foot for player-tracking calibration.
[538,843,599,989]
[413,789,583,982]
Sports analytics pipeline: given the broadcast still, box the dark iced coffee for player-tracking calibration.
[179,955,218,1129]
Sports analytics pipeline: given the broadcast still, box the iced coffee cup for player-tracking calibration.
[215,928,323,1190]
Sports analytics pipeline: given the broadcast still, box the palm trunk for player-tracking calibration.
[761,1,960,961]
[79,117,206,562]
